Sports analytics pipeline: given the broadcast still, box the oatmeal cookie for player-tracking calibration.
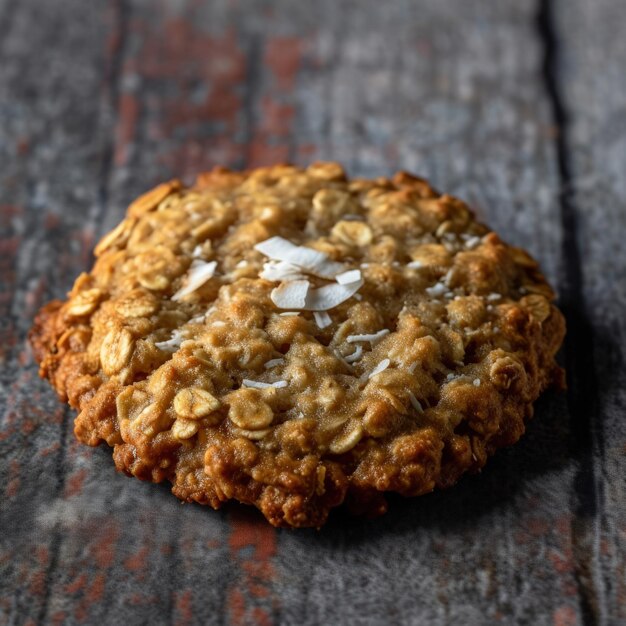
[30,163,565,527]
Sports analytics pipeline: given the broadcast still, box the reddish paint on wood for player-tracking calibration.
[227,510,278,625]
[265,38,303,90]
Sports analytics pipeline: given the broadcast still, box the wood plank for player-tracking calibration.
[0,2,114,623]
[551,0,626,621]
[0,2,239,624]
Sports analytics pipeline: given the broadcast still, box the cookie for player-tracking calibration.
[30,162,565,528]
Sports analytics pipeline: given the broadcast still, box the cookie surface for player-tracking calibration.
[30,162,565,527]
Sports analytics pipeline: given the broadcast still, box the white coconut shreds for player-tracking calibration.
[408,391,424,413]
[344,344,363,363]
[346,329,390,344]
[314,311,332,329]
[270,280,310,309]
[236,259,248,268]
[473,378,481,387]
[254,236,345,279]
[407,361,418,374]
[335,269,362,285]
[279,311,299,316]
[425,282,448,297]
[486,293,501,301]
[187,314,206,324]
[302,278,364,311]
[242,379,288,389]
[407,260,423,269]
[192,245,204,258]
[368,359,390,379]
[155,330,183,352]
[172,260,217,301]
[260,260,307,282]
[464,236,482,249]
[264,358,285,369]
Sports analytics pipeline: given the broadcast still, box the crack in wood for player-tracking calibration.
[537,1,604,623]
[95,0,131,243]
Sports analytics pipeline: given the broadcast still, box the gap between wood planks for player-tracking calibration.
[95,0,131,250]
[537,1,604,624]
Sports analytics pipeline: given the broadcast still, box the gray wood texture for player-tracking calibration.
[0,0,623,624]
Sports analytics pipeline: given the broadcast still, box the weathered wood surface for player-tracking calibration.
[0,0,623,624]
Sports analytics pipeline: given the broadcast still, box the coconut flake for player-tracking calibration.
[260,260,307,282]
[473,378,481,387]
[368,358,390,379]
[264,358,285,369]
[242,379,288,389]
[172,260,217,301]
[344,344,363,363]
[335,269,362,285]
[314,311,332,329]
[408,391,424,413]
[407,260,424,269]
[188,314,206,325]
[486,293,501,301]
[155,330,183,352]
[303,278,363,311]
[192,245,204,258]
[279,311,299,316]
[271,280,310,309]
[254,236,345,279]
[347,329,390,344]
[464,236,482,249]
[407,361,418,374]
[212,321,226,327]
[236,259,248,268]
[425,282,448,297]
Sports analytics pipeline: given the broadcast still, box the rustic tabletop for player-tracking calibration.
[1,0,624,624]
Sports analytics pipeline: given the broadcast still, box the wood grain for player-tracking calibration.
[0,0,623,624]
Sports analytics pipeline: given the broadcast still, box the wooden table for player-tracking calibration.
[1,1,624,624]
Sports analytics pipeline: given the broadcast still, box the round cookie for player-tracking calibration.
[30,162,565,528]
